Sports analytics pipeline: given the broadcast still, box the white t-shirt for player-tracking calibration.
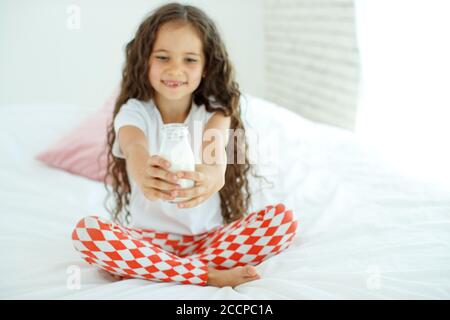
[112,98,224,235]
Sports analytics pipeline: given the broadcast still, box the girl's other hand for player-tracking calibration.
[139,155,182,201]
[172,169,215,209]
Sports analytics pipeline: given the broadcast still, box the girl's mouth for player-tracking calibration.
[162,80,187,88]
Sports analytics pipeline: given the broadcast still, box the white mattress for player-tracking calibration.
[1,95,449,299]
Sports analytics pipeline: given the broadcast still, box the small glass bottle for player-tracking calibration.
[158,124,195,203]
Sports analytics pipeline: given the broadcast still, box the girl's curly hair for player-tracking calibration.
[103,2,267,226]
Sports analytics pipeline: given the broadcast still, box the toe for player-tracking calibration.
[244,265,258,277]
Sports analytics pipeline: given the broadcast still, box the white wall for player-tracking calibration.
[355,0,450,189]
[0,0,265,111]
[263,0,359,130]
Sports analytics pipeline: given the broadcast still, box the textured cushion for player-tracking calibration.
[35,90,118,183]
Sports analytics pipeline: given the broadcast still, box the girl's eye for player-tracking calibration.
[155,56,197,63]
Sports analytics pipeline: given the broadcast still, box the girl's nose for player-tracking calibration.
[167,69,183,77]
[167,60,184,75]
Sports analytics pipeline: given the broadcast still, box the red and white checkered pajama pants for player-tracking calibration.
[71,203,298,286]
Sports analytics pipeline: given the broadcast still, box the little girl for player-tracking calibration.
[71,2,298,288]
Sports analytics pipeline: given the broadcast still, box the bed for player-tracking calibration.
[1,94,449,299]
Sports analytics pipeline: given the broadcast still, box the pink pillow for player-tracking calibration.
[36,89,118,184]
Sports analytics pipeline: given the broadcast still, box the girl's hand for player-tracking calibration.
[174,166,224,209]
[139,155,182,202]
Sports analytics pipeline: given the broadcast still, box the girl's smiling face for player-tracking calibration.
[148,20,206,101]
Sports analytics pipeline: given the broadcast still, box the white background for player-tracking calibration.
[355,0,450,189]
[1,0,449,190]
[0,0,265,110]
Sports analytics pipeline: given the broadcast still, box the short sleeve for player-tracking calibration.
[204,109,216,124]
[204,97,222,124]
[112,99,148,159]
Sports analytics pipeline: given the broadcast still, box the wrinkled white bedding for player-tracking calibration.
[0,95,449,299]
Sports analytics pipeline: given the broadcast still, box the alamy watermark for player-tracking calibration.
[366,265,381,290]
[187,120,280,175]
[66,4,81,30]
[66,265,81,290]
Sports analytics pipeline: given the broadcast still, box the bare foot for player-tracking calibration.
[206,266,261,288]
[111,273,134,281]
[111,274,124,281]
[98,269,128,281]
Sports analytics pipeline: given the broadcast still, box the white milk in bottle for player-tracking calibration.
[158,124,195,203]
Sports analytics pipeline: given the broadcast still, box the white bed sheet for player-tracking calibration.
[0,95,449,299]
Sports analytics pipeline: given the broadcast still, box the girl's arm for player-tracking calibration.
[174,112,231,208]
[118,126,180,201]
[196,111,231,190]
[118,126,150,187]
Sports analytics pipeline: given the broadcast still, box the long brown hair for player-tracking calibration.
[104,2,268,226]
